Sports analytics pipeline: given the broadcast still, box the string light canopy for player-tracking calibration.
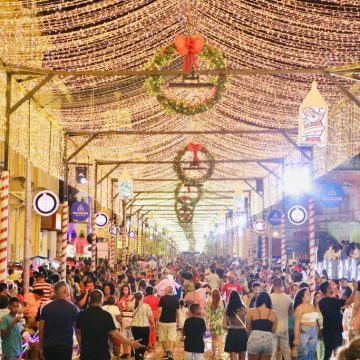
[0,0,360,250]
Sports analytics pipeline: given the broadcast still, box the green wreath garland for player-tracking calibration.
[174,182,203,207]
[175,199,195,224]
[144,43,228,116]
[173,145,215,185]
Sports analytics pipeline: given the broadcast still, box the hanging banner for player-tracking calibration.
[288,205,308,225]
[70,201,90,221]
[298,81,328,147]
[268,210,282,226]
[33,190,59,217]
[118,169,133,200]
[319,182,345,208]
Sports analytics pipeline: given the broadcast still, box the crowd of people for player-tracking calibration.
[0,254,360,360]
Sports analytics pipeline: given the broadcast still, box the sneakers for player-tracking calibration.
[120,354,129,359]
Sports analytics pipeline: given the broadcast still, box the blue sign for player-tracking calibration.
[319,183,345,208]
[70,201,90,221]
[268,210,282,226]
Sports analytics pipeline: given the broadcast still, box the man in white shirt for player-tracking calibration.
[270,277,292,360]
[206,266,221,290]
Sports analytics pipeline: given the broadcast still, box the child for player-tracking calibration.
[178,300,188,342]
[0,297,23,360]
[183,303,206,360]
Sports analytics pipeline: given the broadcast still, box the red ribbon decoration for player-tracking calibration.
[187,143,203,163]
[175,35,204,72]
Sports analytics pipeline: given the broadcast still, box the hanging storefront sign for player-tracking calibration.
[268,210,282,226]
[33,190,60,217]
[319,182,345,208]
[118,169,133,200]
[253,219,266,234]
[95,212,109,227]
[108,225,120,236]
[298,81,328,147]
[70,201,90,221]
[288,205,308,225]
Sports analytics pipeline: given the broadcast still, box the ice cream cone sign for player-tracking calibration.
[298,81,328,147]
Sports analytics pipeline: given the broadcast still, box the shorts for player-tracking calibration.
[247,330,273,356]
[158,322,177,342]
[121,326,134,340]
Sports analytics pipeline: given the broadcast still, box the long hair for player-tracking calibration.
[255,291,272,309]
[134,291,143,309]
[210,288,221,310]
[334,337,360,360]
[226,290,244,317]
[293,288,307,312]
[120,284,131,297]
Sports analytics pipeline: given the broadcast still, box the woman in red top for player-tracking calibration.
[143,285,160,351]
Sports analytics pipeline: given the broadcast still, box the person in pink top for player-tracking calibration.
[351,280,360,339]
[143,286,160,351]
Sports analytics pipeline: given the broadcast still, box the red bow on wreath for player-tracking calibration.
[187,143,203,166]
[175,35,204,72]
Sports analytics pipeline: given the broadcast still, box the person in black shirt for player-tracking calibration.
[183,303,206,360]
[76,290,143,360]
[39,281,79,360]
[319,281,356,360]
[158,286,179,360]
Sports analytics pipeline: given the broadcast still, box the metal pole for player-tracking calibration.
[91,163,98,272]
[4,72,11,171]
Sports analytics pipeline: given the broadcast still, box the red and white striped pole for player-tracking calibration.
[308,198,316,293]
[262,222,267,266]
[121,224,127,265]
[247,228,253,266]
[0,172,9,282]
[281,212,286,269]
[91,214,97,272]
[60,201,68,281]
[109,222,115,268]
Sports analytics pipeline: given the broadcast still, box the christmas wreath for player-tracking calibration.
[144,36,228,116]
[173,143,215,185]
[174,182,203,207]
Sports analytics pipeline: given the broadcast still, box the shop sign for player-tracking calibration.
[268,210,282,226]
[319,182,345,208]
[33,190,59,217]
[288,205,307,225]
[70,201,90,221]
[96,212,109,227]
[253,220,265,233]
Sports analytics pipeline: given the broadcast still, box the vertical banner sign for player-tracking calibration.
[308,198,316,293]
[60,202,68,281]
[91,214,97,272]
[0,172,9,282]
[118,169,133,200]
[298,81,328,147]
[281,212,286,269]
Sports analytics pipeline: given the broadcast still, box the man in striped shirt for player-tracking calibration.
[32,273,53,305]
